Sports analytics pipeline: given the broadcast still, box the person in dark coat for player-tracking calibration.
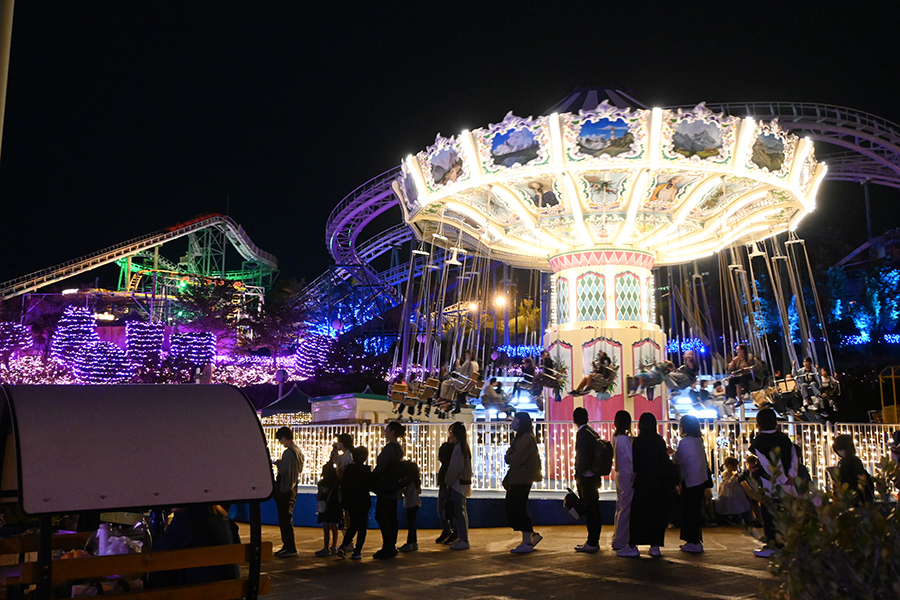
[337,446,372,560]
[372,421,405,559]
[573,407,602,553]
[435,425,457,544]
[618,412,673,558]
[832,434,874,505]
[145,505,240,588]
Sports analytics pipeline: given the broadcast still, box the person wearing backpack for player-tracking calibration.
[372,421,405,559]
[573,407,603,553]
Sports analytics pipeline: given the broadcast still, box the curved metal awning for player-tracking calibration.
[0,384,274,515]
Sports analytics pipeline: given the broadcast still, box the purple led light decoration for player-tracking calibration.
[126,321,165,367]
[170,331,216,367]
[73,341,134,384]
[50,306,100,365]
[0,322,33,359]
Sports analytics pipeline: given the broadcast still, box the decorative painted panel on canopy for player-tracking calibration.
[395,103,825,270]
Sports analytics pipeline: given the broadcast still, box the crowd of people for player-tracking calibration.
[270,407,892,562]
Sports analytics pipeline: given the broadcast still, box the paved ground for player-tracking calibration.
[239,524,778,599]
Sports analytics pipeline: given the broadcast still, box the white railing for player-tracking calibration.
[264,420,899,494]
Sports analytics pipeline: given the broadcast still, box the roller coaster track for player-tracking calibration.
[0,215,277,301]
[313,101,900,329]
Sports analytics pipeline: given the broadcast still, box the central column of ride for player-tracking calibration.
[543,248,667,423]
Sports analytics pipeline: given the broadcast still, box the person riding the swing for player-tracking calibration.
[532,350,563,405]
[625,350,698,399]
[724,344,764,407]
[570,352,618,399]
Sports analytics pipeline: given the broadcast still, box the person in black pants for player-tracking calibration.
[337,446,372,560]
[573,407,602,553]
[503,412,543,553]
[372,421,406,559]
[435,425,457,544]
[273,427,303,558]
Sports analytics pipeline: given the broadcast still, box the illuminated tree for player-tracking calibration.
[0,322,32,367]
[73,341,134,384]
[50,306,99,365]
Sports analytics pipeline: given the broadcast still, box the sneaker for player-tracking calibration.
[398,542,418,552]
[330,547,338,555]
[530,532,543,547]
[336,547,346,559]
[649,546,661,558]
[435,531,451,544]
[616,545,639,557]
[680,542,704,553]
[575,543,599,553]
[754,546,776,558]
[449,540,470,550]
[351,551,362,560]
[275,549,298,558]
[444,533,459,545]
[372,548,398,559]
[314,548,331,558]
[510,543,535,553]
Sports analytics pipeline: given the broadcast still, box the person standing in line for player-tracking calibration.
[399,462,422,552]
[273,427,303,558]
[611,410,634,551]
[618,412,673,558]
[673,415,709,553]
[314,463,343,557]
[435,425,457,545]
[503,412,543,553]
[444,421,473,550]
[573,407,602,553]
[337,446,371,560]
[749,408,798,558]
[372,421,405,559]
[831,435,874,506]
[332,433,355,554]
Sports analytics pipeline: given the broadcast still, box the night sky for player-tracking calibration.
[1,2,899,287]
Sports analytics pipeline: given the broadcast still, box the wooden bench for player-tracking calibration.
[0,538,272,598]
[0,384,276,600]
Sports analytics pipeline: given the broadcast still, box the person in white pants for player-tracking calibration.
[611,410,634,551]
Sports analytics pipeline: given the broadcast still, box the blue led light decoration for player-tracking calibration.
[170,332,216,367]
[0,322,33,361]
[50,306,100,365]
[126,321,165,368]
[73,341,134,384]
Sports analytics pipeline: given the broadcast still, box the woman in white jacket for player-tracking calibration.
[444,421,473,550]
[673,414,709,554]
[611,410,634,551]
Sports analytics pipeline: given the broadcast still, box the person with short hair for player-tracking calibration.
[337,446,372,560]
[831,434,874,505]
[573,407,602,553]
[372,421,406,559]
[673,415,708,553]
[273,427,303,558]
[750,408,798,558]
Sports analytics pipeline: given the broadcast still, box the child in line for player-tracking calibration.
[338,446,372,560]
[399,461,422,552]
[715,457,752,524]
[315,463,343,557]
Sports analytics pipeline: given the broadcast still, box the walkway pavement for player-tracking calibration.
[240,524,777,599]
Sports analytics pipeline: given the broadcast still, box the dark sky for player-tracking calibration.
[2,1,899,287]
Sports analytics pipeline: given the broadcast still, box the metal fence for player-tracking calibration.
[264,420,899,493]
